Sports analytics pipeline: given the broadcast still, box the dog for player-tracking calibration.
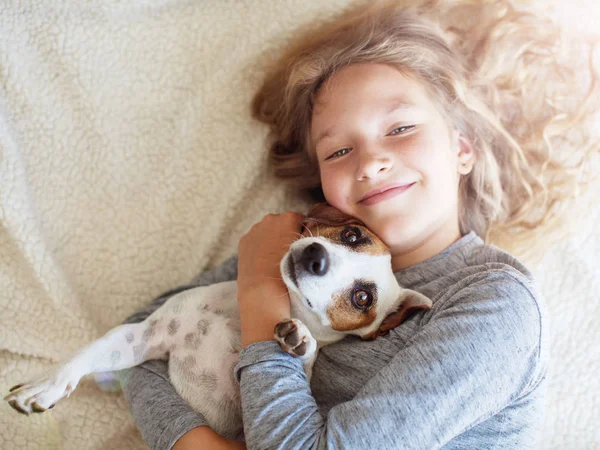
[4,203,432,439]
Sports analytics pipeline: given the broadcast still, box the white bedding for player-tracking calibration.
[0,1,598,448]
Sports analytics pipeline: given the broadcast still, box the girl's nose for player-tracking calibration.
[355,148,393,180]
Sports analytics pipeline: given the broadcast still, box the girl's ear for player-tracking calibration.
[455,131,475,175]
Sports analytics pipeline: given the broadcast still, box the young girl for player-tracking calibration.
[121,1,598,449]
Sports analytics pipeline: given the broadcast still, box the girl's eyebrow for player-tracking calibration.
[314,130,335,148]
[314,99,418,148]
[385,99,417,114]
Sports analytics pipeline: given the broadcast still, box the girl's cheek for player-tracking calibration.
[321,179,337,205]
[321,175,345,208]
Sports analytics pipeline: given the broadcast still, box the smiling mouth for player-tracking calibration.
[359,183,415,206]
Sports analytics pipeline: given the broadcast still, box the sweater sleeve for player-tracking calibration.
[235,271,544,449]
[120,255,238,450]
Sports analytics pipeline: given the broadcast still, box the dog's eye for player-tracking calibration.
[352,289,373,310]
[341,227,362,244]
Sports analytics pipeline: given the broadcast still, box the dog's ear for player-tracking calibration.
[360,290,432,341]
[304,203,364,227]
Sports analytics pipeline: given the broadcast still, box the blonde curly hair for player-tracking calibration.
[252,0,599,259]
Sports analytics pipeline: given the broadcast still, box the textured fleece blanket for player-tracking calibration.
[0,1,598,449]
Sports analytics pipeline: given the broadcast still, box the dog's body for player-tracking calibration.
[5,205,432,438]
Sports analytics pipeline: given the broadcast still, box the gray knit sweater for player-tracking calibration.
[121,231,548,449]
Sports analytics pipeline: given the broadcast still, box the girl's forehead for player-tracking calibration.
[310,65,438,136]
[310,64,441,146]
[312,63,428,110]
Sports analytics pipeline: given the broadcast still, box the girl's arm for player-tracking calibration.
[235,273,545,449]
[120,255,239,450]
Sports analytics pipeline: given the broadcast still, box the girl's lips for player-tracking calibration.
[359,183,415,206]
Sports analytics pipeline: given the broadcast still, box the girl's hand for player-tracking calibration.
[237,212,305,347]
[172,426,246,450]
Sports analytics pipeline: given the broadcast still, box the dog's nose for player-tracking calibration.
[300,243,329,276]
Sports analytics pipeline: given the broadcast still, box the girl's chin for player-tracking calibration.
[364,223,402,246]
[360,212,409,232]
[369,220,422,248]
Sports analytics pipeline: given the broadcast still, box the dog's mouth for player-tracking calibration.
[286,254,313,309]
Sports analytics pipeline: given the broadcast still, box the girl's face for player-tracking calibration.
[311,63,474,270]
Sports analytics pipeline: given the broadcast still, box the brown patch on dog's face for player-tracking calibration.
[303,223,388,256]
[304,203,355,225]
[302,203,388,256]
[326,281,378,331]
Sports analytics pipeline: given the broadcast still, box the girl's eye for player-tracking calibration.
[388,125,415,136]
[326,148,351,160]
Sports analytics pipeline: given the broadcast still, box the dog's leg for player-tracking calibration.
[4,317,170,415]
[274,319,318,381]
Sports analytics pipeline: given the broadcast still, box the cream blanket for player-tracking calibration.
[0,1,598,449]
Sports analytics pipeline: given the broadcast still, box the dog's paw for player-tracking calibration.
[274,319,316,358]
[4,370,78,415]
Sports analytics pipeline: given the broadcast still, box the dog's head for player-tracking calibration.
[280,203,432,343]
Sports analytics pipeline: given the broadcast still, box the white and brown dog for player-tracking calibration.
[4,204,432,438]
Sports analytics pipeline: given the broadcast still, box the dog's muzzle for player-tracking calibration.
[299,242,329,276]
